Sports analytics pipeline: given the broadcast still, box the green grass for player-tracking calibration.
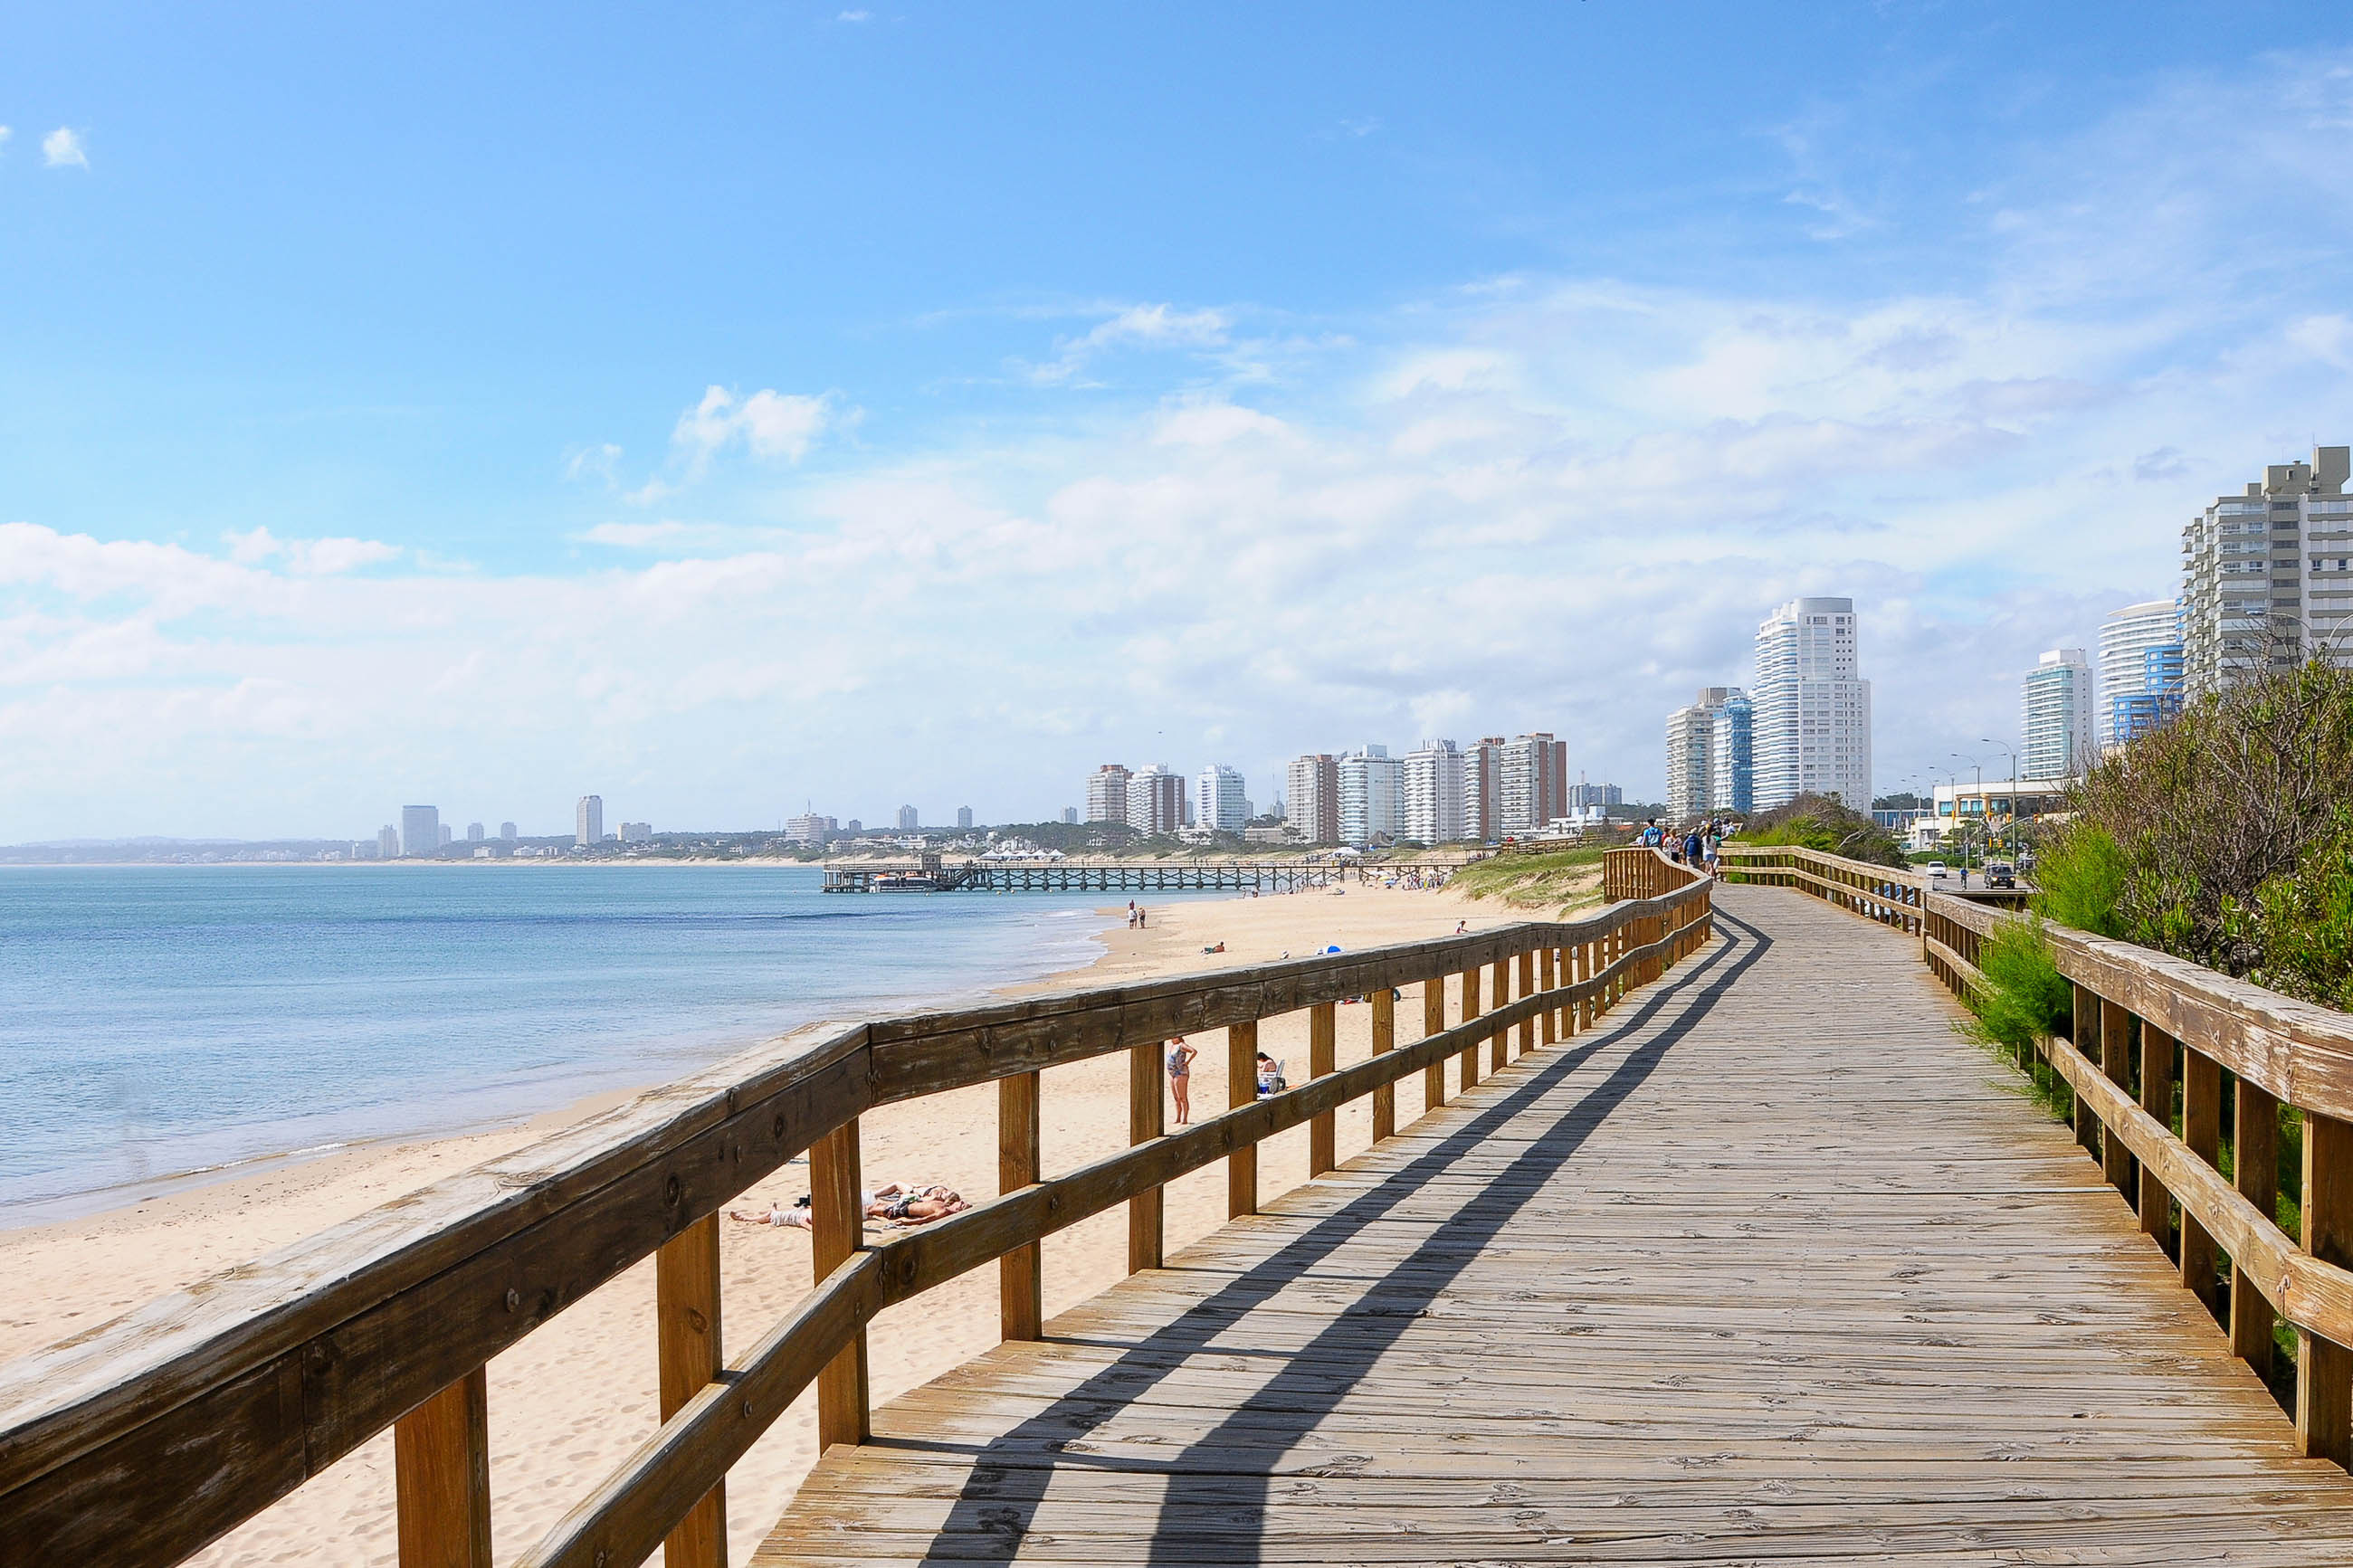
[1451,846,1608,910]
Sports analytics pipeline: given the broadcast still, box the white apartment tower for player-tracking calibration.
[1285,754,1340,846]
[575,795,603,847]
[1751,597,1872,811]
[1126,765,1186,836]
[400,804,440,857]
[1462,737,1505,841]
[2098,600,2185,749]
[1399,739,1466,844]
[2021,649,2096,783]
[1195,765,1250,834]
[1084,764,1133,826]
[1497,734,1567,835]
[1665,688,1753,822]
[2180,445,2353,698]
[1338,746,1402,848]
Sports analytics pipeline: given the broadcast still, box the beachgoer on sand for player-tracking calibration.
[1166,1034,1198,1123]
[729,1181,969,1231]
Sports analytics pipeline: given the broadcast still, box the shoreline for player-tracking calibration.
[0,878,1514,1568]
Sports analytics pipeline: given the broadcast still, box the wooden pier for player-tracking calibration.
[821,855,1372,894]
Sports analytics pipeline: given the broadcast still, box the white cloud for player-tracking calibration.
[222,527,401,575]
[836,9,871,19]
[42,128,87,169]
[0,127,12,152]
[672,386,840,470]
[1026,304,1234,385]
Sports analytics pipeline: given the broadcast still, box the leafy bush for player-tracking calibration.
[1739,792,1907,868]
[2028,822,2127,939]
[1965,917,2074,1051]
[2223,807,2353,1010]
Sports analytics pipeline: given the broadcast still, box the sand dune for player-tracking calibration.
[0,879,1523,1566]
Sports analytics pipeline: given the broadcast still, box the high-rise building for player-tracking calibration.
[1497,733,1567,834]
[1127,765,1186,836]
[1085,765,1132,825]
[895,804,919,832]
[576,795,603,848]
[1195,765,1250,834]
[438,823,454,847]
[786,813,832,847]
[1285,754,1340,846]
[466,822,485,842]
[377,823,401,859]
[1338,746,1402,847]
[1751,597,1872,810]
[956,806,974,830]
[620,822,653,843]
[499,821,517,841]
[2022,649,2096,782]
[400,805,439,857]
[1462,737,1506,841]
[2181,446,2353,697]
[2098,600,2184,748]
[1665,689,1754,822]
[1400,739,1466,844]
[1565,779,1623,810]
[1061,806,1079,824]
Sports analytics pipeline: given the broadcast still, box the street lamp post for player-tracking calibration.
[1950,753,1983,885]
[1980,739,2018,860]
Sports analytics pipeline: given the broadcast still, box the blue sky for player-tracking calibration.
[5,2,2353,836]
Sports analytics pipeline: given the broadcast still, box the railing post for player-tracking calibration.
[2101,998,2135,1198]
[1371,985,1397,1140]
[1538,946,1556,1048]
[2303,1112,2353,1467]
[811,1118,870,1449]
[1517,948,1536,1060]
[1308,1001,1338,1175]
[2234,1079,2279,1382]
[1226,1020,1258,1217]
[1460,965,1482,1088]
[1422,980,1447,1113]
[2181,1045,2222,1316]
[1490,955,1511,1073]
[2138,1022,2176,1251]
[654,1214,725,1568]
[1128,1041,1164,1272]
[394,1366,491,1568]
[999,1069,1043,1341]
[2071,984,2101,1161]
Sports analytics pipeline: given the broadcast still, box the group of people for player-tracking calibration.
[1162,1035,1293,1125]
[1125,901,1149,928]
[729,1180,969,1231]
[1638,818,1731,879]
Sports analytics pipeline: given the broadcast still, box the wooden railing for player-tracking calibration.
[1717,841,1928,931]
[0,848,1711,1568]
[1734,840,2353,1468]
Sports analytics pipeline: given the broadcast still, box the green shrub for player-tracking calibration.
[1739,792,1908,868]
[2029,823,2127,938]
[1966,917,2073,1051]
[2223,807,2353,1010]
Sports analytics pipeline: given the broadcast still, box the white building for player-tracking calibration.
[1665,688,1752,822]
[400,805,439,858]
[499,821,518,841]
[1127,765,1186,836]
[376,824,401,859]
[1085,764,1132,826]
[1338,746,1402,848]
[895,804,919,832]
[1285,754,1339,846]
[1462,737,1505,841]
[1195,765,1250,834]
[956,806,974,830]
[2181,446,2353,698]
[2021,649,2096,782]
[785,813,833,848]
[1751,597,1872,810]
[575,795,603,848]
[2098,600,2184,750]
[1498,734,1567,835]
[619,822,653,843]
[1399,739,1466,844]
[465,822,485,842]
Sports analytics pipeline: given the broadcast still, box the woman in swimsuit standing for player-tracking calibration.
[1166,1034,1199,1124]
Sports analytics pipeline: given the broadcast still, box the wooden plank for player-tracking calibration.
[1308,1003,1338,1177]
[393,1367,490,1568]
[2182,1046,2222,1315]
[1421,983,1446,1115]
[1128,1043,1164,1273]
[998,1071,1043,1341]
[2236,1079,2280,1380]
[2073,984,2101,1160]
[1369,989,1396,1144]
[809,1120,868,1449]
[2140,1022,2176,1247]
[1459,966,1481,1089]
[2102,996,2136,1196]
[653,1216,724,1568]
[2301,1111,2353,1467]
[1227,1021,1258,1219]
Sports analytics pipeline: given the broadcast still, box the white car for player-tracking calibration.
[1926,861,1949,879]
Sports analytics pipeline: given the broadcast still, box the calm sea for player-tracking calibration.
[0,865,1194,1223]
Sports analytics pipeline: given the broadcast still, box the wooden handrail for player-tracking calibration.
[0,850,1712,1567]
[1732,839,2353,1468]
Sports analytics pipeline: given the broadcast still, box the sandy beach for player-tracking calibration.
[0,877,1536,1567]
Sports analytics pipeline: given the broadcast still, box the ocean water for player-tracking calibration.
[0,865,1197,1223]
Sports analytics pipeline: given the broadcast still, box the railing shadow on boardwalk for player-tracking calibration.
[879,908,1775,1565]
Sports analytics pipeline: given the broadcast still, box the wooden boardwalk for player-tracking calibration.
[754,886,2353,1564]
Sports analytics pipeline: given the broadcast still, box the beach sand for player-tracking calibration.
[0,877,1537,1567]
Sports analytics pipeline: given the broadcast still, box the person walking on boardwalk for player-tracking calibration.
[1166,1034,1198,1123]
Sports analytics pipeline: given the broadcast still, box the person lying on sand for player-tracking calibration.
[729,1181,971,1231]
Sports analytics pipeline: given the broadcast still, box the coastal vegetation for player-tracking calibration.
[1450,845,1607,912]
[1735,792,1908,868]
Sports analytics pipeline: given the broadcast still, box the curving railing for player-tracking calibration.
[1729,839,2353,1469]
[0,849,1710,1568]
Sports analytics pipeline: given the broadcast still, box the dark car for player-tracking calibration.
[1985,861,2016,889]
